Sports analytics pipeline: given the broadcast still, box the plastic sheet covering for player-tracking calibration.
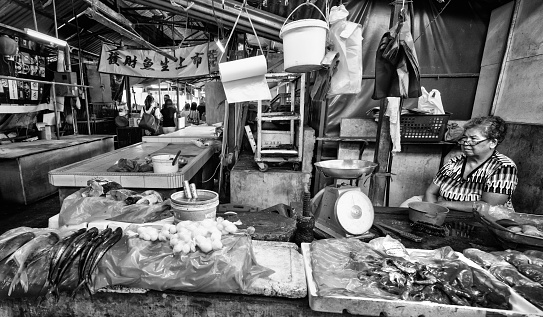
[310,238,513,309]
[59,189,172,226]
[93,233,274,293]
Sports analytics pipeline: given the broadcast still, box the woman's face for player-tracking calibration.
[460,127,496,157]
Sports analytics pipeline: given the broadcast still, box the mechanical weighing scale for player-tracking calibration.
[312,160,378,238]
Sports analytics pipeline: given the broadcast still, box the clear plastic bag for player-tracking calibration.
[59,190,171,226]
[327,5,363,96]
[59,189,126,227]
[93,233,274,293]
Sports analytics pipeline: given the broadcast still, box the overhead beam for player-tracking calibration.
[0,22,99,58]
[82,0,136,31]
[84,8,178,61]
[125,0,285,42]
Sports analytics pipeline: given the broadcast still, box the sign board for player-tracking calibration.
[98,42,222,79]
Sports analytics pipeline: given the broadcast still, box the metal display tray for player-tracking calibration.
[301,244,542,317]
[475,211,543,251]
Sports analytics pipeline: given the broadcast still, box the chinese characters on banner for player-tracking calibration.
[98,42,223,78]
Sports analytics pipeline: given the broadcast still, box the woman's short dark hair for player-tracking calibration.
[184,103,190,110]
[165,99,173,106]
[190,102,197,111]
[464,116,507,144]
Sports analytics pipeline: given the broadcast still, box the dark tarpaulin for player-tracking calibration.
[307,0,491,137]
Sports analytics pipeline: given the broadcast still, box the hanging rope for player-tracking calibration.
[219,0,264,61]
[413,0,454,43]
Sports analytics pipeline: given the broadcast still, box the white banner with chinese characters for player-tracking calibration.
[98,42,222,78]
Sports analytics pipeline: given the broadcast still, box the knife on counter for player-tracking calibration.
[375,222,424,243]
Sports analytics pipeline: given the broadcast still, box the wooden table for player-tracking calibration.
[48,142,217,203]
[0,135,114,205]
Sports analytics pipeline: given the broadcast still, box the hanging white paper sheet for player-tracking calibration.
[8,80,17,100]
[219,55,271,103]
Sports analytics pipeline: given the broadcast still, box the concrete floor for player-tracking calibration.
[0,194,60,235]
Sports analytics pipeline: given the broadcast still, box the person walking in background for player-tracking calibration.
[161,99,177,134]
[188,102,200,125]
[179,103,191,118]
[140,95,162,135]
[162,94,171,108]
[197,99,206,122]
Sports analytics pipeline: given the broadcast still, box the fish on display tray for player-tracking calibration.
[301,239,542,316]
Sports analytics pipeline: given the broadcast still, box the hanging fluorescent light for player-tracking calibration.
[216,39,225,53]
[24,28,67,47]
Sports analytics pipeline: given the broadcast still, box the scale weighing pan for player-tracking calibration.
[314,160,377,179]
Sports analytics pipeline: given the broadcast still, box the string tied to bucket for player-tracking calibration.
[219,0,264,61]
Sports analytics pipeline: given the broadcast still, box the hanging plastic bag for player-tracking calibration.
[328,5,363,96]
[444,122,464,142]
[417,87,445,114]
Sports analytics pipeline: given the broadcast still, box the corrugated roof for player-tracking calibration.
[0,0,512,59]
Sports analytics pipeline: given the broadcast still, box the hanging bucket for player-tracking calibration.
[279,2,329,73]
[170,190,219,222]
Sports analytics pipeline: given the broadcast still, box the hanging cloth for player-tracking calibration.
[372,10,421,100]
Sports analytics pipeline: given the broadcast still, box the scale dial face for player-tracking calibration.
[335,190,374,235]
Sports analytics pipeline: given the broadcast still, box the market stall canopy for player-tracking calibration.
[0,0,514,59]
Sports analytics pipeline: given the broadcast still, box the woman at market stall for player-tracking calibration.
[423,116,518,212]
[161,99,177,134]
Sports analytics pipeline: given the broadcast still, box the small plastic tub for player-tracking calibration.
[151,153,179,174]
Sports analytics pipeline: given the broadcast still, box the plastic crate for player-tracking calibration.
[400,112,451,142]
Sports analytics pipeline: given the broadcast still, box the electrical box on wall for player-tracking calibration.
[54,71,78,97]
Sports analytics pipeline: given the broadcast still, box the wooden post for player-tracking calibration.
[368,99,391,206]
[125,76,131,115]
[369,0,408,206]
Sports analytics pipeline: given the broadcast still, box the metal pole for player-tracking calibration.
[126,76,131,117]
[158,78,162,108]
[176,80,180,112]
[52,0,59,37]
[30,0,38,31]
[51,84,60,140]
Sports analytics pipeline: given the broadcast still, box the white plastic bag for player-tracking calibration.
[327,5,363,96]
[417,87,445,114]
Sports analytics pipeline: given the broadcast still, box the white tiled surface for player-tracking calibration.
[49,142,213,189]
[50,174,75,187]
[74,175,89,187]
[121,175,145,187]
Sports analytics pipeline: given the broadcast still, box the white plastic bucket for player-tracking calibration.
[279,3,329,73]
[151,154,179,174]
[170,190,219,222]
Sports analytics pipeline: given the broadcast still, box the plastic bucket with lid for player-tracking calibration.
[151,153,179,174]
[279,2,328,73]
[170,190,219,222]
